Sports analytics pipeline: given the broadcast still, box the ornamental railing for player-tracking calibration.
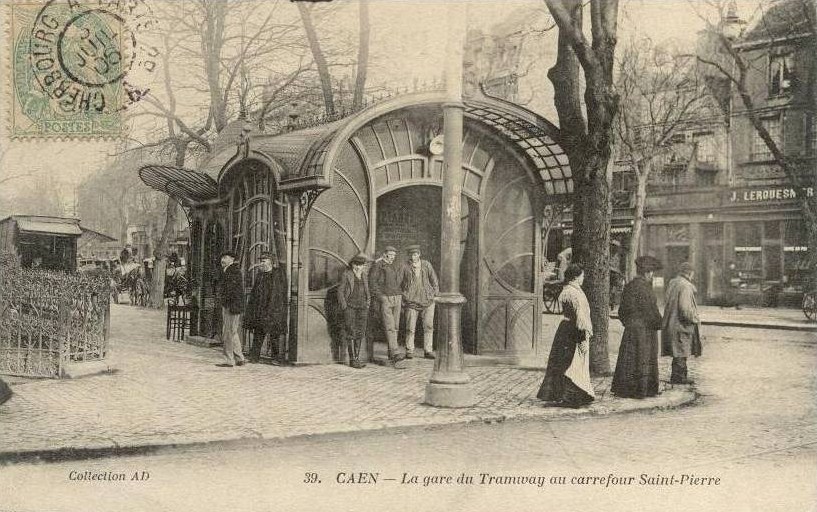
[0,269,110,378]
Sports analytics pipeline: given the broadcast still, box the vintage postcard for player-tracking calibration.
[0,0,814,511]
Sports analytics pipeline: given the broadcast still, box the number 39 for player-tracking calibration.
[304,472,319,484]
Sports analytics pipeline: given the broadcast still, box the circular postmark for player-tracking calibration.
[29,0,156,115]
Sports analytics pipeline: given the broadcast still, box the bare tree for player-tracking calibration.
[696,0,817,279]
[125,0,307,307]
[543,0,620,375]
[297,2,336,115]
[616,37,717,279]
[353,0,371,110]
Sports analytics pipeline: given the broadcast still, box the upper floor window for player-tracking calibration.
[693,132,715,163]
[750,116,781,161]
[769,54,794,96]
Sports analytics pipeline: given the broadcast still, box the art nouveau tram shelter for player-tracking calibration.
[140,92,572,365]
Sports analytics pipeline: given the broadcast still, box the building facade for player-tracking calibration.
[608,0,815,306]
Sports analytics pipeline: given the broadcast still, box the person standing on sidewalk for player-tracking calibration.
[537,264,595,408]
[216,251,246,368]
[611,255,663,398]
[338,254,370,369]
[243,252,287,364]
[662,262,702,384]
[368,246,406,366]
[400,245,439,359]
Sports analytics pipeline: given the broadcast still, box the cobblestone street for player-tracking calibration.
[0,306,813,512]
[0,305,693,458]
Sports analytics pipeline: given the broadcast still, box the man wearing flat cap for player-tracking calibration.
[243,251,287,364]
[661,261,702,384]
[338,254,370,368]
[400,245,439,359]
[369,246,405,365]
[217,250,246,368]
[612,255,664,398]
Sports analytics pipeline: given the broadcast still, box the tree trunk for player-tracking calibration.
[573,158,613,376]
[545,0,618,376]
[297,3,335,116]
[626,170,648,280]
[352,0,370,111]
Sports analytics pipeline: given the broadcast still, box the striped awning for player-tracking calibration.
[138,165,218,206]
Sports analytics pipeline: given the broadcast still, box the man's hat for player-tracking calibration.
[383,246,397,254]
[259,251,273,260]
[220,250,237,259]
[635,255,662,272]
[405,244,421,254]
[350,253,368,266]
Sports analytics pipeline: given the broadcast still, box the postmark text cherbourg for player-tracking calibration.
[10,0,158,138]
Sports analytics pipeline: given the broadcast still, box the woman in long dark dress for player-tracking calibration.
[537,264,595,408]
[611,256,663,398]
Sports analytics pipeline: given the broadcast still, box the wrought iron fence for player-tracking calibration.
[0,268,110,378]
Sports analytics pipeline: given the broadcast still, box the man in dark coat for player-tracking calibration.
[243,252,287,364]
[338,254,370,369]
[611,255,663,398]
[216,251,246,368]
[662,262,702,384]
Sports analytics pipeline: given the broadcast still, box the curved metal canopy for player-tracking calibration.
[139,92,572,202]
[139,165,218,206]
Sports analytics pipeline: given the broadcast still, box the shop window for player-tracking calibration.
[810,114,817,156]
[783,220,809,292]
[750,116,781,162]
[734,222,762,290]
[769,53,794,96]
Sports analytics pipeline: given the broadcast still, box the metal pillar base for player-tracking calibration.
[424,381,476,408]
[424,293,475,408]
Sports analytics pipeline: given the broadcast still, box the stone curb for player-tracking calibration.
[700,320,816,332]
[607,313,816,332]
[0,386,697,465]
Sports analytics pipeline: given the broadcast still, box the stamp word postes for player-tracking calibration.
[10,0,158,139]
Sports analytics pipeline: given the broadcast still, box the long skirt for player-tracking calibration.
[537,321,594,407]
[611,321,659,398]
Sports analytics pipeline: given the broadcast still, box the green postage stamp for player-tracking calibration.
[8,0,157,138]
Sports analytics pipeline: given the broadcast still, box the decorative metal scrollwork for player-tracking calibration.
[298,189,323,232]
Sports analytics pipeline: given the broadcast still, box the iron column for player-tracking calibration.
[425,2,475,408]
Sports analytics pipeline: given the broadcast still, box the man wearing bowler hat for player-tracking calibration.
[662,262,702,384]
[400,245,439,359]
[243,251,287,364]
[369,246,406,366]
[216,250,246,368]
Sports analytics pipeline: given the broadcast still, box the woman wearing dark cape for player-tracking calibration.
[611,256,663,398]
[537,263,595,408]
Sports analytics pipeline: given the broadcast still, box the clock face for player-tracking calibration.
[429,135,444,155]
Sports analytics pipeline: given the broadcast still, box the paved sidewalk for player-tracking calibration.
[612,305,815,332]
[0,305,694,463]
